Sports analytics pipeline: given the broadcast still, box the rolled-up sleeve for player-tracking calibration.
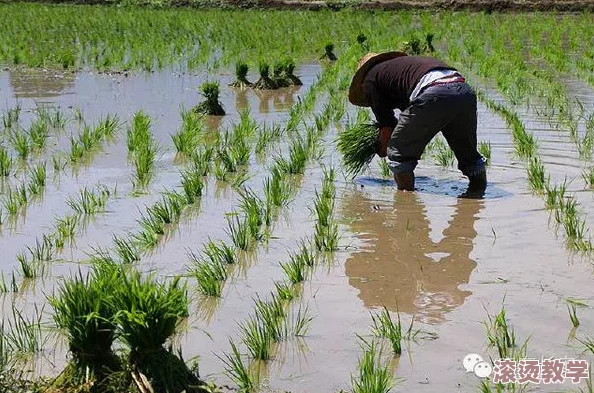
[363,79,396,128]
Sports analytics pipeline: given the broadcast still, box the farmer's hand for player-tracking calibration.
[377,127,393,158]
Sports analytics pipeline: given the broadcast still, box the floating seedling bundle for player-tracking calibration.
[336,121,380,178]
[194,82,225,116]
[229,61,252,88]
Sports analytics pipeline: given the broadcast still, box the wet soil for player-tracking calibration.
[1,66,594,393]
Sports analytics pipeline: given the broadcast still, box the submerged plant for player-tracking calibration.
[193,82,225,116]
[229,61,252,88]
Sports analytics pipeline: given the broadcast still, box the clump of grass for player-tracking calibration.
[274,281,297,301]
[29,117,49,150]
[27,163,46,196]
[193,82,225,116]
[281,253,308,284]
[253,62,277,90]
[0,146,13,177]
[127,111,158,190]
[544,179,567,210]
[229,61,252,88]
[239,187,265,241]
[337,120,379,178]
[113,270,199,393]
[226,215,254,251]
[314,220,339,252]
[189,249,228,297]
[275,137,309,175]
[10,129,31,160]
[271,62,290,88]
[313,170,339,252]
[189,147,213,177]
[240,315,273,360]
[484,303,518,359]
[180,166,206,205]
[264,167,294,208]
[371,307,407,355]
[350,338,393,393]
[432,137,455,167]
[54,215,78,248]
[479,141,492,166]
[112,235,140,264]
[2,104,21,130]
[583,167,594,188]
[255,124,282,156]
[282,59,302,86]
[48,267,122,390]
[320,43,337,61]
[3,303,46,357]
[67,185,112,215]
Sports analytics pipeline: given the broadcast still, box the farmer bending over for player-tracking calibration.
[349,52,487,192]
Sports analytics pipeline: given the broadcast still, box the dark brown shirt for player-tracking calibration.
[362,56,456,127]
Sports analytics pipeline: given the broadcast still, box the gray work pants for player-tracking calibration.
[387,82,486,177]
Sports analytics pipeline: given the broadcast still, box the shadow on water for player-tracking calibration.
[354,175,512,199]
[341,189,485,325]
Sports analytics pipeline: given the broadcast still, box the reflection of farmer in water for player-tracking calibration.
[344,190,483,324]
[348,52,487,193]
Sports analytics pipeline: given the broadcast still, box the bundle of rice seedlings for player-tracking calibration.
[193,82,225,116]
[320,43,337,61]
[229,61,252,88]
[48,265,123,392]
[253,62,277,90]
[113,270,203,393]
[281,59,302,86]
[271,62,290,88]
[336,121,380,178]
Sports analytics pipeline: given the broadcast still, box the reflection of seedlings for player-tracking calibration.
[0,146,12,176]
[52,155,67,173]
[292,305,313,336]
[320,43,337,61]
[479,141,492,166]
[253,62,276,90]
[193,81,225,116]
[217,340,255,393]
[229,61,252,88]
[350,338,393,393]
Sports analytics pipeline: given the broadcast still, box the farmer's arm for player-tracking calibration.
[363,80,396,158]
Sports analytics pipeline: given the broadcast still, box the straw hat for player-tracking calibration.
[348,51,408,107]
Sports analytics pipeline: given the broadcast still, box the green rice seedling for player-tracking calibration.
[229,61,252,88]
[190,147,213,177]
[216,340,254,393]
[3,190,21,217]
[281,253,307,284]
[17,252,38,279]
[296,239,316,267]
[219,148,238,173]
[275,137,308,175]
[432,137,455,167]
[479,141,492,166]
[378,158,391,178]
[112,235,140,264]
[73,107,84,125]
[52,154,67,173]
[131,141,157,190]
[239,188,265,241]
[281,59,302,86]
[67,186,110,215]
[172,109,204,155]
[253,295,287,341]
[235,109,259,140]
[255,124,282,156]
[3,304,46,356]
[583,167,594,188]
[314,220,339,252]
[28,117,49,150]
[127,111,151,155]
[561,198,590,250]
[194,81,225,116]
[26,234,55,262]
[55,214,78,248]
[214,161,229,182]
[312,189,335,228]
[79,124,101,152]
[485,304,517,359]
[271,62,290,88]
[240,315,273,360]
[230,137,250,167]
[527,156,546,192]
[274,281,297,301]
[96,114,119,140]
[189,250,227,297]
[113,271,198,393]
[28,162,46,190]
[226,215,253,251]
[49,107,67,130]
[203,239,236,265]
[320,43,337,61]
[231,171,251,190]
[2,104,21,130]
[253,62,277,90]
[69,137,85,163]
[371,307,409,355]
[291,305,313,336]
[568,301,580,328]
[180,167,205,205]
[544,179,567,210]
[149,194,183,225]
[0,146,12,177]
[350,337,393,393]
[10,129,30,160]
[48,268,122,389]
[337,121,379,178]
[0,272,18,293]
[264,167,294,208]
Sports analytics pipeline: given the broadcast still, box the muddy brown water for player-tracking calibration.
[1,66,594,393]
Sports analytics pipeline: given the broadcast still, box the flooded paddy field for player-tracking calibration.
[2,5,594,393]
